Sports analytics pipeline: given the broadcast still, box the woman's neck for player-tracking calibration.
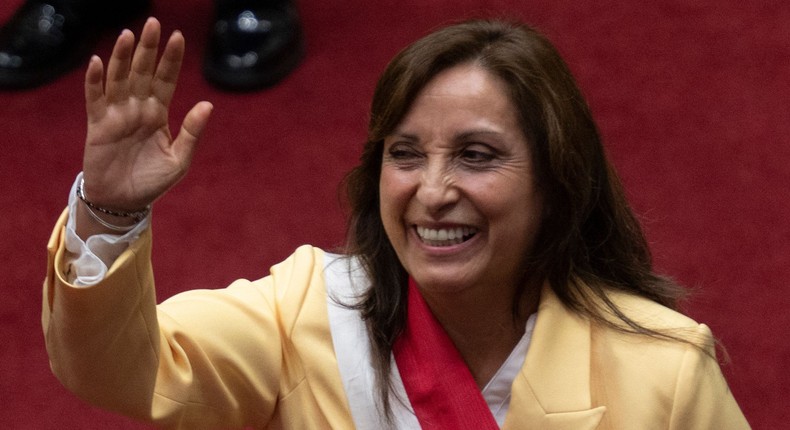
[420,285,539,389]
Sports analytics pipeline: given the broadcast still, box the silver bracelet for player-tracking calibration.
[80,201,137,232]
[76,178,151,230]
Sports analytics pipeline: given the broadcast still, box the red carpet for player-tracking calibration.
[1,0,787,428]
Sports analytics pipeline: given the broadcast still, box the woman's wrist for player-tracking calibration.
[74,199,140,239]
[73,177,150,239]
[76,177,151,223]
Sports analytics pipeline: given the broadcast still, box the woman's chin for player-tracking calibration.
[409,271,474,295]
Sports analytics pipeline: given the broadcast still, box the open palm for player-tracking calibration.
[82,18,212,212]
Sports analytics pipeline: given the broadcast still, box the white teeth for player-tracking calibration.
[416,226,477,246]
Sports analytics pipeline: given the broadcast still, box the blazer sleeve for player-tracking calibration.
[42,210,283,428]
[668,323,750,430]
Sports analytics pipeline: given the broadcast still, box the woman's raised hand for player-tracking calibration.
[82,17,212,213]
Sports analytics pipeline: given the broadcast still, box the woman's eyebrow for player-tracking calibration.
[386,128,504,145]
[387,131,419,142]
[454,129,503,141]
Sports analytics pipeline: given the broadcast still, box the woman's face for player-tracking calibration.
[379,63,543,298]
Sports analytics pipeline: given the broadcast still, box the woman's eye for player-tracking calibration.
[460,148,495,163]
[387,145,419,160]
[390,149,415,159]
[385,145,422,168]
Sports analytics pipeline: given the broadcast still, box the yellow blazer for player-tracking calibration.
[43,211,749,429]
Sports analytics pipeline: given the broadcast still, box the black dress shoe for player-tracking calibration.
[0,0,149,90]
[203,0,304,91]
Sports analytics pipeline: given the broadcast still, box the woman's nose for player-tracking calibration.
[415,163,459,214]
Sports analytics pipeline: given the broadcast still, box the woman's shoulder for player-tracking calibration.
[587,290,748,428]
[586,300,746,429]
[591,288,716,356]
[256,245,369,301]
[604,288,700,330]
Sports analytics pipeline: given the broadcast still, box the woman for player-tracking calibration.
[43,17,749,429]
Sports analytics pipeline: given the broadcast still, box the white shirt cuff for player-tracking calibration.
[64,173,150,287]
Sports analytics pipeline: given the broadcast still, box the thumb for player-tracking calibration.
[172,101,213,162]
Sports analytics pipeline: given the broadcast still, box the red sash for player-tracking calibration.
[392,278,499,429]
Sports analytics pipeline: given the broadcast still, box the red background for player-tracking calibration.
[1,0,788,428]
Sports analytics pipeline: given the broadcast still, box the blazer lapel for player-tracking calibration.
[503,285,606,430]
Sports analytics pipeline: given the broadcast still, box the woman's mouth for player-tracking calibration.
[415,225,478,247]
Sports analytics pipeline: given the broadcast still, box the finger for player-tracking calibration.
[172,101,213,163]
[85,55,107,121]
[105,29,136,103]
[151,30,186,107]
[130,18,162,97]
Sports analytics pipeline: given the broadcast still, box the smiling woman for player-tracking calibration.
[378,63,544,388]
[42,17,748,430]
[344,19,750,429]
[380,63,541,298]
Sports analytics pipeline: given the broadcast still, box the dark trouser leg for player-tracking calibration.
[203,0,304,91]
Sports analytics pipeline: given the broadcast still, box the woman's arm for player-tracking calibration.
[43,214,280,428]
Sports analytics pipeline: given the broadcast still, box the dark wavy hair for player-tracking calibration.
[343,18,686,417]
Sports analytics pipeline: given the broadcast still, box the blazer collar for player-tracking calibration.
[503,285,606,429]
